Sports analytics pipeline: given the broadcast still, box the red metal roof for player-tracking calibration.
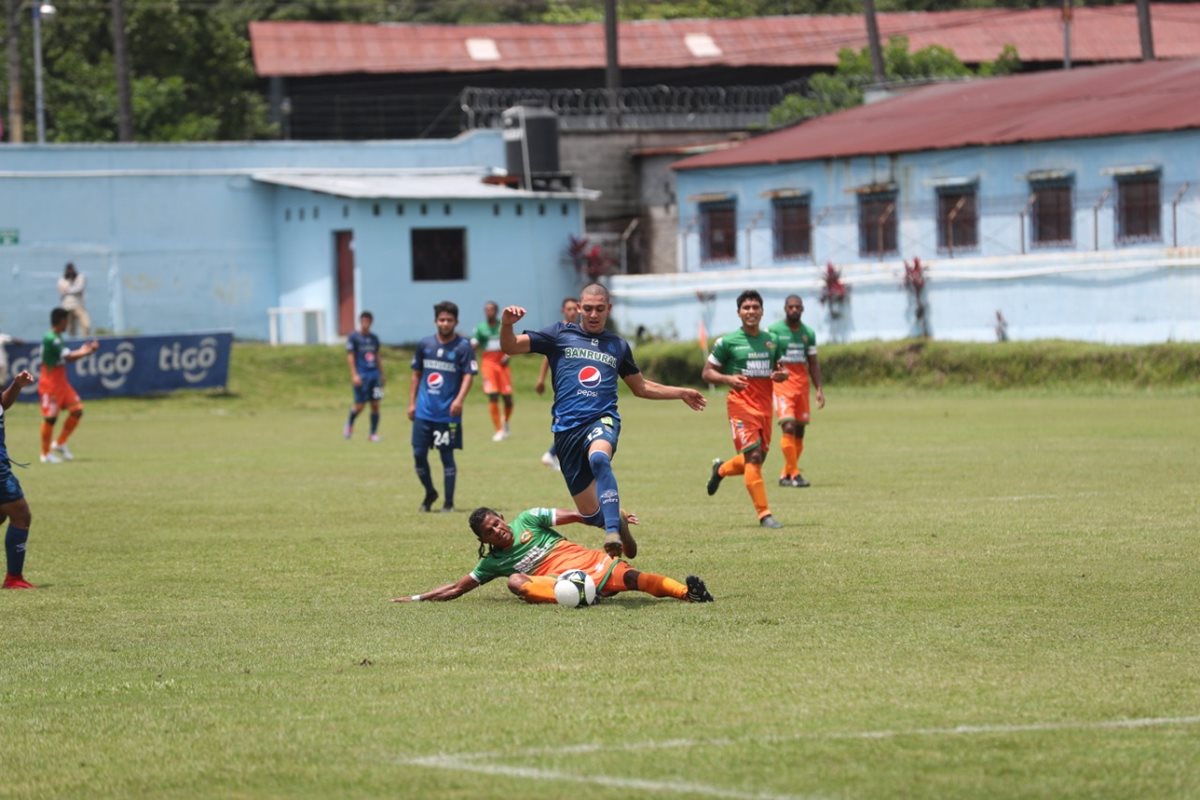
[672,59,1200,169]
[250,5,1200,77]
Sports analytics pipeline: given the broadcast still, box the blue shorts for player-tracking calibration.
[411,417,463,451]
[554,416,621,496]
[353,375,383,405]
[0,472,24,506]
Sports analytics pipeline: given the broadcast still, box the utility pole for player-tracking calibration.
[862,0,885,85]
[604,0,621,128]
[112,0,133,141]
[1062,0,1072,70]
[1136,0,1155,61]
[5,0,23,142]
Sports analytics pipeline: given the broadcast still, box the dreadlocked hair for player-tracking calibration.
[469,506,499,558]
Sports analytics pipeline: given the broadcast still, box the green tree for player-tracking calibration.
[768,37,1019,127]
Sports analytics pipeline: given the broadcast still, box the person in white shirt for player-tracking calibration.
[57,263,90,336]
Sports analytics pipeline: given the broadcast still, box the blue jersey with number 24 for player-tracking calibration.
[411,335,477,423]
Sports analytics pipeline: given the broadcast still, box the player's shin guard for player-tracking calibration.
[780,434,799,479]
[413,451,437,495]
[5,525,28,576]
[588,450,621,533]
[516,579,558,604]
[439,450,456,507]
[719,453,746,477]
[633,571,688,600]
[744,462,770,519]
[59,411,81,444]
[346,408,361,428]
[369,412,380,435]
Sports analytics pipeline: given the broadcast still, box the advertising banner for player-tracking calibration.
[2,332,232,400]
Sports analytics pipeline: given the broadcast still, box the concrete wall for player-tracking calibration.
[0,134,587,344]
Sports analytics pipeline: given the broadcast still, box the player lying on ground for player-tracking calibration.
[390,506,714,604]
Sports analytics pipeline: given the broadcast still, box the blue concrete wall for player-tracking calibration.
[612,130,1200,344]
[0,134,584,344]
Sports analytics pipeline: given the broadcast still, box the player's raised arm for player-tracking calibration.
[390,574,480,603]
[2,370,34,409]
[623,373,707,411]
[499,306,532,355]
[64,340,100,362]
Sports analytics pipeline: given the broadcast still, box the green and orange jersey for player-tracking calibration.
[470,508,567,585]
[708,327,781,418]
[39,329,69,385]
[767,319,817,392]
[471,320,504,363]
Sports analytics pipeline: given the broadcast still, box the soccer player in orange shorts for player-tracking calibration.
[37,308,99,464]
[767,295,825,488]
[472,301,514,442]
[702,290,788,528]
[389,506,713,605]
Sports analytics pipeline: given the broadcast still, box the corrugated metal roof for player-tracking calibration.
[251,168,599,200]
[250,6,1200,77]
[672,59,1200,170]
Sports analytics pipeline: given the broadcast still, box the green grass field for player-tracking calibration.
[3,347,1199,798]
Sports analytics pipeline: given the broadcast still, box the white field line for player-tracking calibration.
[403,756,818,800]
[399,715,1200,798]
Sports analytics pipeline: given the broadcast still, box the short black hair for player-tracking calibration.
[784,294,803,306]
[434,301,459,320]
[51,307,69,326]
[736,290,764,309]
[579,283,610,303]
[360,311,373,321]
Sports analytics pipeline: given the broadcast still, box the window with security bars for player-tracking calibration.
[1116,173,1161,243]
[412,228,466,281]
[700,200,737,264]
[936,187,978,252]
[773,196,811,260]
[858,192,897,256]
[1031,180,1073,246]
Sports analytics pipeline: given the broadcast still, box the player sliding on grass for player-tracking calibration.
[500,283,707,559]
[390,506,713,604]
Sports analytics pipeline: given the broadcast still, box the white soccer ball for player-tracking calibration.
[554,569,597,608]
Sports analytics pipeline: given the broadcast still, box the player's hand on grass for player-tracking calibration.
[389,595,416,603]
[620,510,639,526]
[501,306,526,325]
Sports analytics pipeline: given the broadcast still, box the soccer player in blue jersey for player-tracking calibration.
[500,283,706,558]
[344,311,385,441]
[2,369,37,589]
[409,301,478,513]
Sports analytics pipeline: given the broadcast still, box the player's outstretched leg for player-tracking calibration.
[685,575,714,603]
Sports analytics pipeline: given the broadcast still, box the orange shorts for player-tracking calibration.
[728,411,772,455]
[772,382,811,425]
[480,353,512,395]
[38,373,82,418]
[530,540,630,595]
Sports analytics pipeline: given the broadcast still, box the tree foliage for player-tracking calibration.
[768,37,1020,127]
[0,0,1028,144]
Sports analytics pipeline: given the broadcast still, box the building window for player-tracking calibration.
[858,191,897,256]
[412,228,466,281]
[284,209,291,222]
[343,205,349,218]
[493,204,500,216]
[538,203,546,216]
[516,204,523,216]
[1031,179,1073,246]
[772,196,811,260]
[561,204,569,216]
[420,203,428,215]
[444,203,452,216]
[1116,172,1161,243]
[313,207,320,220]
[298,208,305,221]
[700,200,737,263]
[396,204,405,216]
[373,204,381,217]
[936,186,978,252]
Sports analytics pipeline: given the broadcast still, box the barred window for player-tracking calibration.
[700,200,737,264]
[859,192,897,256]
[936,186,978,252]
[1031,179,1073,246]
[773,197,811,259]
[412,228,466,281]
[1116,173,1161,243]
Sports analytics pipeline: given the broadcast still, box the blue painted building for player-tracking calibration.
[611,60,1200,344]
[0,133,594,344]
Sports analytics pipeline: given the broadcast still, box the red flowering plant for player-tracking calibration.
[819,262,849,322]
[902,257,931,338]
[567,235,614,281]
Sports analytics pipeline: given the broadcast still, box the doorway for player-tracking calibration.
[334,230,355,335]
